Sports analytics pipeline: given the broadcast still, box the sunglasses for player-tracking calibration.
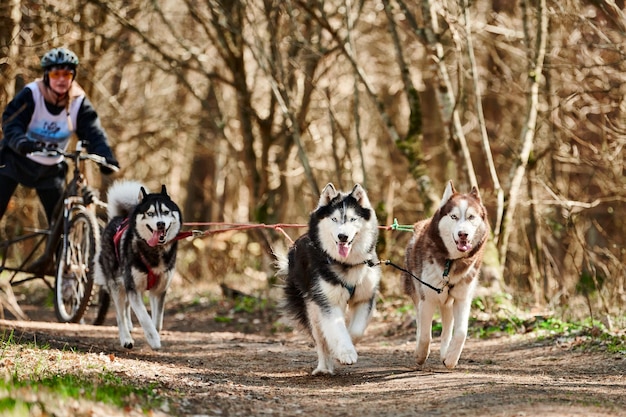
[48,69,75,80]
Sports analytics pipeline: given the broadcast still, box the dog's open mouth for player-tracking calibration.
[147,227,168,247]
[456,239,472,253]
[337,242,352,258]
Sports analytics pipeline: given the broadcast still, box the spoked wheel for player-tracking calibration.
[80,285,110,325]
[54,209,100,323]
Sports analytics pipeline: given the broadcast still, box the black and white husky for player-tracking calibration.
[404,180,489,369]
[276,183,381,375]
[95,180,182,350]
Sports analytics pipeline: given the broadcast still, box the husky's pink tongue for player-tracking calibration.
[457,242,472,252]
[147,230,161,247]
[338,242,351,258]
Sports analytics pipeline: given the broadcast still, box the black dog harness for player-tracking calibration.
[326,256,380,298]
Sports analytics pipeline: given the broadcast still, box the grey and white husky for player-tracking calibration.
[276,183,381,375]
[404,180,489,369]
[95,180,182,350]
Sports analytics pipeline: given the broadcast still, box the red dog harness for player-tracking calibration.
[112,220,193,290]
[112,218,159,290]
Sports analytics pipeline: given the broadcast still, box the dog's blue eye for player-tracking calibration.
[450,214,458,220]
[350,217,357,222]
[331,217,338,223]
[147,212,155,217]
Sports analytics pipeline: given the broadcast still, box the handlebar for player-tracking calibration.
[31,144,120,173]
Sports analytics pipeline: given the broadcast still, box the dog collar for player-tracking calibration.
[326,256,378,269]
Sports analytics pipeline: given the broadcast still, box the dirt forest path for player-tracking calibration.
[1,300,625,417]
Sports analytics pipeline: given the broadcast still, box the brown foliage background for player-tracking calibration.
[1,0,624,317]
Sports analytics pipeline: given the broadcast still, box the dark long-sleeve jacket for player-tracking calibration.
[2,85,115,158]
[1,84,115,187]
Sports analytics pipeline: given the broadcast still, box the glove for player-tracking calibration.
[99,155,120,175]
[16,139,44,155]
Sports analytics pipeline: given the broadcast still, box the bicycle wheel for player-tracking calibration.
[80,285,110,325]
[54,209,98,323]
[88,215,110,325]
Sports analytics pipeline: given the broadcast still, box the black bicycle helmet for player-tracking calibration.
[40,47,79,69]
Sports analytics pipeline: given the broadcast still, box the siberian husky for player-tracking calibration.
[276,183,381,375]
[95,180,182,350]
[404,180,488,369]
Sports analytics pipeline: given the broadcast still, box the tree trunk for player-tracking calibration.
[498,0,549,273]
[0,0,22,108]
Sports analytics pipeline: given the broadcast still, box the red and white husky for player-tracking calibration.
[404,180,489,369]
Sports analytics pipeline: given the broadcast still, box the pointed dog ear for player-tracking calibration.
[350,184,372,208]
[139,186,149,201]
[469,186,482,202]
[440,180,456,208]
[160,184,168,195]
[317,183,338,208]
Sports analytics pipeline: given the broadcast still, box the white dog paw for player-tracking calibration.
[146,334,161,350]
[442,343,463,369]
[121,338,134,349]
[335,346,358,365]
[414,348,429,365]
[312,366,334,376]
[146,336,162,350]
[442,356,459,369]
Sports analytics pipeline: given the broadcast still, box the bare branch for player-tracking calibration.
[498,0,550,271]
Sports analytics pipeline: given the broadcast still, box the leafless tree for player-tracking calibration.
[1,0,624,314]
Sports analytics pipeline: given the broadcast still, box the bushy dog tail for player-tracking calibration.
[273,245,290,278]
[106,180,146,219]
